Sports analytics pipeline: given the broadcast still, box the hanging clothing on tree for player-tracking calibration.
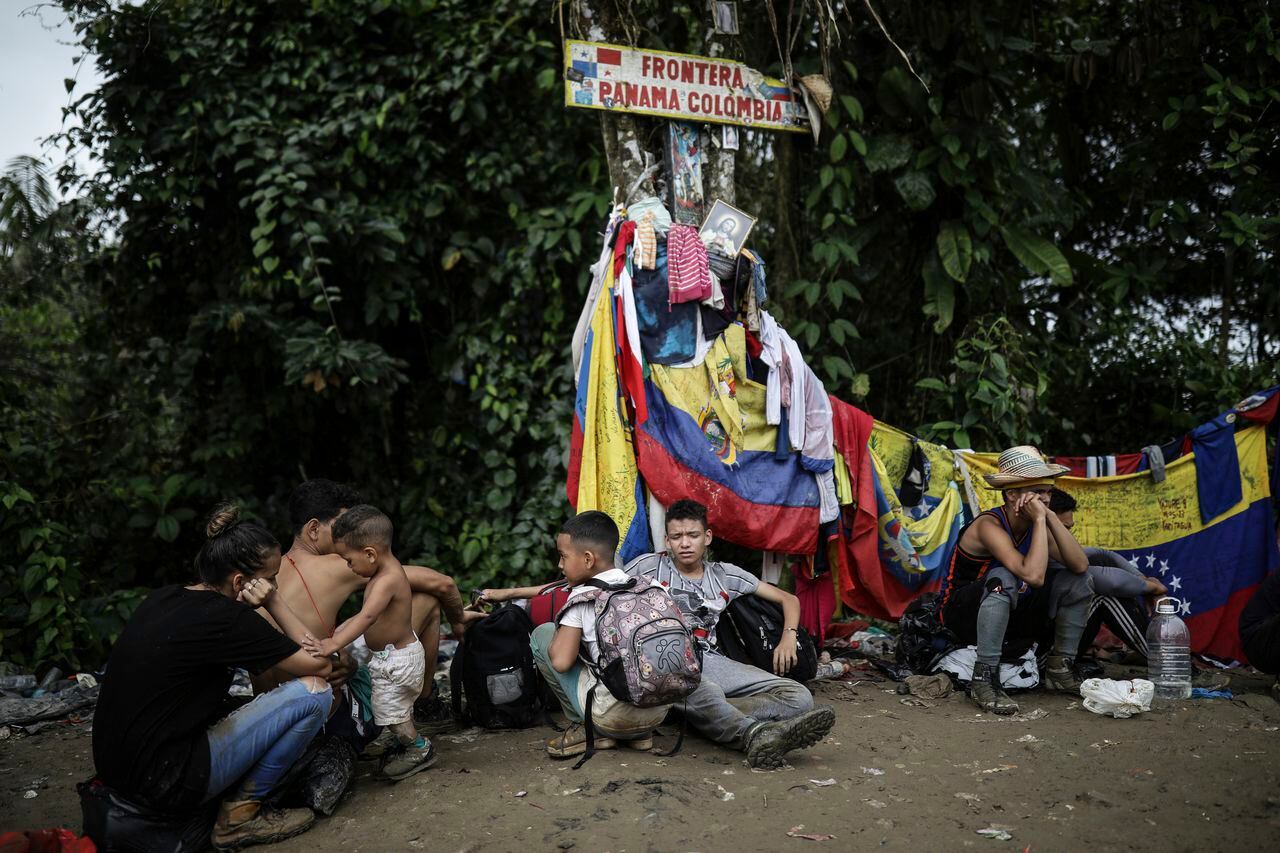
[667,224,714,304]
[633,213,658,270]
[632,243,698,365]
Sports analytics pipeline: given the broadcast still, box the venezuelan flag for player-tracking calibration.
[566,260,650,562]
[635,324,821,553]
[964,425,1280,662]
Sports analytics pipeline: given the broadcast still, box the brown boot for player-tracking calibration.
[211,799,315,851]
[1043,654,1083,694]
[969,662,1019,715]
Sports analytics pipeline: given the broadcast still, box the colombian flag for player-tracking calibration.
[964,424,1280,662]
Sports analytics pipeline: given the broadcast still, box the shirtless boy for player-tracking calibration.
[258,479,478,732]
[303,505,435,780]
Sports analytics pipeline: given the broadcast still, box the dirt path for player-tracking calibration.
[4,669,1279,852]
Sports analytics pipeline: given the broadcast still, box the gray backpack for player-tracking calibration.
[557,577,702,765]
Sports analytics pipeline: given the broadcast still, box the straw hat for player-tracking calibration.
[798,74,833,115]
[982,445,1070,488]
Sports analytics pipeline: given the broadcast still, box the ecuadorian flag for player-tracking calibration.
[637,325,821,553]
[836,418,967,619]
[965,425,1280,662]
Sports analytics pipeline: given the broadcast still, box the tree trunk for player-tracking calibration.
[573,2,738,214]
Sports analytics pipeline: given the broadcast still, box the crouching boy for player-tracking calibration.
[531,511,673,759]
[302,505,435,780]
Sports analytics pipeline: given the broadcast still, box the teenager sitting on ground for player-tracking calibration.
[1048,488,1166,664]
[256,479,481,735]
[92,505,332,851]
[938,447,1092,715]
[484,500,834,768]
[302,505,438,780]
[626,499,834,769]
[528,511,669,758]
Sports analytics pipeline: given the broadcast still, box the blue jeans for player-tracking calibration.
[203,678,331,803]
[530,623,585,721]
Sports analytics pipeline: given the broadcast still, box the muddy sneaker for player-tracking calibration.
[546,723,617,759]
[413,688,457,734]
[360,728,400,761]
[1043,654,1082,694]
[211,800,315,851]
[380,738,439,781]
[745,707,836,770]
[619,733,655,751]
[969,662,1019,715]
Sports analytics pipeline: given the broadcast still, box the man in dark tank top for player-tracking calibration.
[939,446,1091,714]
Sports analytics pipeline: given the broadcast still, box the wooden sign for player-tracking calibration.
[564,40,811,134]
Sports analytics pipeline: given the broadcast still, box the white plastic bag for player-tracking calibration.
[1080,677,1154,718]
[934,645,1040,690]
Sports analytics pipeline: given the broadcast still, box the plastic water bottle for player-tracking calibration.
[1146,597,1192,700]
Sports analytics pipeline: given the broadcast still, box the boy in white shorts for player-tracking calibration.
[303,505,434,780]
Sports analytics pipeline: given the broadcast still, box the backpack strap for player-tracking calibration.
[583,576,638,593]
[654,701,688,758]
[572,685,599,770]
[450,648,465,721]
[553,576,639,624]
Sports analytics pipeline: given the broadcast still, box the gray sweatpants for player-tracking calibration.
[975,566,1094,667]
[681,650,814,750]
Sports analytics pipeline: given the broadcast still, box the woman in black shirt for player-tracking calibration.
[93,504,333,851]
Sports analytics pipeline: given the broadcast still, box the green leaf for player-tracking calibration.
[1000,227,1073,285]
[936,221,973,283]
[921,255,955,332]
[863,135,912,173]
[154,515,180,542]
[262,256,279,273]
[839,94,864,124]
[894,171,935,211]
[848,131,867,157]
[850,372,871,398]
[830,134,848,163]
[822,356,851,381]
[1162,112,1180,131]
[28,597,55,624]
[461,539,481,567]
[916,378,949,392]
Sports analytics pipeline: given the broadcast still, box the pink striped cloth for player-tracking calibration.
[667,224,714,304]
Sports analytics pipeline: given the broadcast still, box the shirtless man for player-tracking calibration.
[937,446,1091,715]
[257,479,480,733]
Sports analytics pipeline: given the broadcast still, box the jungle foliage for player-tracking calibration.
[1,0,1275,668]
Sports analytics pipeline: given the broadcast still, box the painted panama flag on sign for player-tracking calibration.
[564,40,811,133]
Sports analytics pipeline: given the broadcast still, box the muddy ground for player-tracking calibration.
[4,662,1280,852]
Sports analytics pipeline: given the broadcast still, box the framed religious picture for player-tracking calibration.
[711,1,739,35]
[699,199,755,256]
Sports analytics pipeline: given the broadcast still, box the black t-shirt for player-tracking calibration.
[92,585,300,809]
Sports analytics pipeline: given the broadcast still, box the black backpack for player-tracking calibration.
[716,594,819,683]
[450,604,544,729]
[895,592,960,675]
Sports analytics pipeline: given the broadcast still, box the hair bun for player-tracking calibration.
[206,503,242,538]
